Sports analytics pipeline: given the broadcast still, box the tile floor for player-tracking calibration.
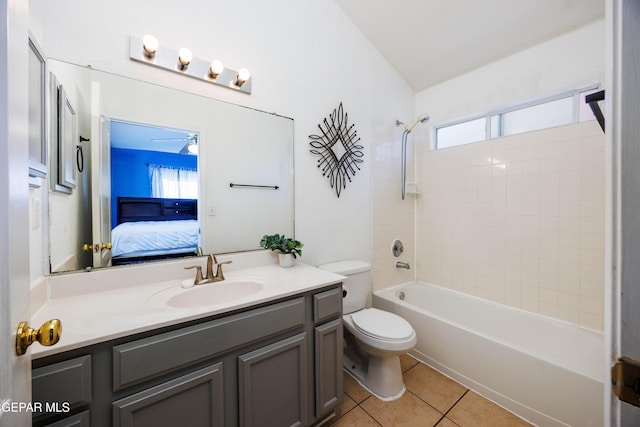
[327,354,533,427]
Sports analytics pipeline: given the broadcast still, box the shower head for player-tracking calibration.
[405,114,430,132]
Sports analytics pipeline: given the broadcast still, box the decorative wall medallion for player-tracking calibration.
[309,102,363,197]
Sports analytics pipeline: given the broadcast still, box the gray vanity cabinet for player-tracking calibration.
[32,283,343,427]
[238,333,308,427]
[112,363,224,427]
[312,288,343,419]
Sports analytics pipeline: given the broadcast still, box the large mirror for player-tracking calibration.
[47,59,294,274]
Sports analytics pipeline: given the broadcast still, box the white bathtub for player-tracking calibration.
[374,282,604,427]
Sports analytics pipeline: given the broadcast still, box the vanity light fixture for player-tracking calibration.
[209,60,224,78]
[235,68,250,87]
[177,48,193,70]
[142,34,159,58]
[129,35,252,94]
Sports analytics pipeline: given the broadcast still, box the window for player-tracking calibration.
[436,117,486,149]
[435,85,600,149]
[149,164,198,198]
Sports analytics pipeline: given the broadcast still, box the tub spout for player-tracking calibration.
[395,261,410,270]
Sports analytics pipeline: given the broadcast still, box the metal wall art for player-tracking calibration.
[309,102,363,197]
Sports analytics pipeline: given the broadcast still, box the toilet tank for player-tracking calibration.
[318,260,371,314]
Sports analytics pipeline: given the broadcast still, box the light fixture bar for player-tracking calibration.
[129,35,251,94]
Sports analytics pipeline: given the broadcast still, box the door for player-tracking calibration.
[609,0,640,425]
[113,363,224,427]
[314,319,343,419]
[238,333,308,427]
[0,0,33,425]
[90,81,112,268]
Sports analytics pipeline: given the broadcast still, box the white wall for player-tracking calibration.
[415,20,605,130]
[29,0,414,269]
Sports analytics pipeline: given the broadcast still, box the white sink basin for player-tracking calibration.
[169,281,264,308]
[148,277,266,309]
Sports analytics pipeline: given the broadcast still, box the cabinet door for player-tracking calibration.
[41,410,90,427]
[315,319,343,418]
[112,363,224,427]
[238,333,308,427]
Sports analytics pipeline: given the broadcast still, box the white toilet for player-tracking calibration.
[318,260,416,400]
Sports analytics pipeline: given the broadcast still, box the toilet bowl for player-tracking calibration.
[318,260,417,400]
[343,308,417,399]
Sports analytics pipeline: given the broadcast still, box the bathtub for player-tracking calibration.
[374,282,604,427]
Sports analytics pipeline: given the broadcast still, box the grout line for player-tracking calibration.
[359,404,384,427]
[433,389,469,426]
[336,356,474,427]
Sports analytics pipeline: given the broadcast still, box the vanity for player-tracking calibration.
[30,253,344,427]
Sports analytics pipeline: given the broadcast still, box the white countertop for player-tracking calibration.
[30,252,344,359]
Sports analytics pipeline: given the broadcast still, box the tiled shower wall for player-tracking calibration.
[372,133,415,292]
[416,121,605,331]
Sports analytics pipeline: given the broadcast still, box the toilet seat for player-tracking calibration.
[351,308,414,342]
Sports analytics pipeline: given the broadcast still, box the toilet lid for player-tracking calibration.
[351,308,414,341]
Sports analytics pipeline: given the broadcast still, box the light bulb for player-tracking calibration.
[236,68,250,86]
[142,34,158,57]
[178,48,193,67]
[209,60,224,77]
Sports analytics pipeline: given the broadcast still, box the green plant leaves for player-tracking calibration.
[259,234,303,258]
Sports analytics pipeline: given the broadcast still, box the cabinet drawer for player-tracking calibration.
[113,363,224,427]
[32,355,92,408]
[113,297,305,391]
[162,208,191,216]
[42,410,90,427]
[313,287,342,324]
[162,200,193,209]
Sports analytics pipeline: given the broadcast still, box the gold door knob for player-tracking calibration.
[16,319,62,356]
[82,243,93,252]
[100,242,112,250]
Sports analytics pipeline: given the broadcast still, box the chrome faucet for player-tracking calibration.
[395,261,410,270]
[185,255,233,286]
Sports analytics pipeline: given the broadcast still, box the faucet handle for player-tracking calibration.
[184,265,204,285]
[215,260,233,281]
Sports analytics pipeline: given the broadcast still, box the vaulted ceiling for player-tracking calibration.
[333,0,605,92]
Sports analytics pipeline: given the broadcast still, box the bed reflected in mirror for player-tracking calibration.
[109,120,200,265]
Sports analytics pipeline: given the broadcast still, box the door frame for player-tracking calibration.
[0,0,34,425]
[607,0,640,425]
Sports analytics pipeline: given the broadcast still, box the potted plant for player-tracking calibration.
[259,234,303,267]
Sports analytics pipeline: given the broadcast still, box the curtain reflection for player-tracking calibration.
[149,164,198,198]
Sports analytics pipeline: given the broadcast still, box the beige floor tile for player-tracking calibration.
[343,371,371,403]
[330,406,380,427]
[403,364,467,414]
[400,353,419,373]
[436,417,460,427]
[333,393,357,420]
[361,390,443,427]
[447,391,533,427]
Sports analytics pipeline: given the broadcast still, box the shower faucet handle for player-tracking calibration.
[392,240,404,257]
